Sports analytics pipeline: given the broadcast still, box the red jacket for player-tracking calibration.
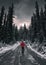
[20,41,25,47]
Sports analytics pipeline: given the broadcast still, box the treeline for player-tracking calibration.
[0,3,29,44]
[29,0,46,43]
[0,3,14,44]
[0,0,46,44]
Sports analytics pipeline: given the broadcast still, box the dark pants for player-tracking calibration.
[22,47,24,55]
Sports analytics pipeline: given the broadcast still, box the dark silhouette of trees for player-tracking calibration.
[40,7,44,19]
[35,1,39,20]
[19,26,24,40]
[2,14,7,43]
[15,26,19,41]
[0,6,5,27]
[5,3,14,43]
[0,6,5,41]
[18,25,28,41]
[44,0,46,18]
[0,3,14,44]
[44,0,46,38]
[30,0,46,43]
[0,0,46,44]
[23,24,28,40]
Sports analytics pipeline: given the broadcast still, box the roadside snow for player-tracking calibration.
[11,42,20,50]
[0,42,20,54]
[27,44,46,59]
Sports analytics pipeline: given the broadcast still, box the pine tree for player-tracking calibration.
[12,24,16,42]
[44,0,46,38]
[23,24,28,40]
[40,8,44,38]
[6,3,14,43]
[0,6,5,27]
[0,6,5,41]
[44,0,46,19]
[2,14,7,43]
[31,16,34,28]
[35,1,40,20]
[15,26,19,41]
[40,7,44,19]
[19,26,23,40]
[35,1,40,34]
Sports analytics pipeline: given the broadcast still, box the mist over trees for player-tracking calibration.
[0,0,46,44]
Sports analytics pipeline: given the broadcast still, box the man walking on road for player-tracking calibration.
[20,41,25,55]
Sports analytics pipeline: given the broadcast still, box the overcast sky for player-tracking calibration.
[0,0,45,29]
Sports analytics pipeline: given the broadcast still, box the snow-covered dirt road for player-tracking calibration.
[0,43,46,65]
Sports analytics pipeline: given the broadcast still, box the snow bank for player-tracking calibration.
[27,44,46,59]
[0,42,20,54]
[11,42,20,50]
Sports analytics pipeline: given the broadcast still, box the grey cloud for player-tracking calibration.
[14,0,45,19]
[0,0,45,20]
